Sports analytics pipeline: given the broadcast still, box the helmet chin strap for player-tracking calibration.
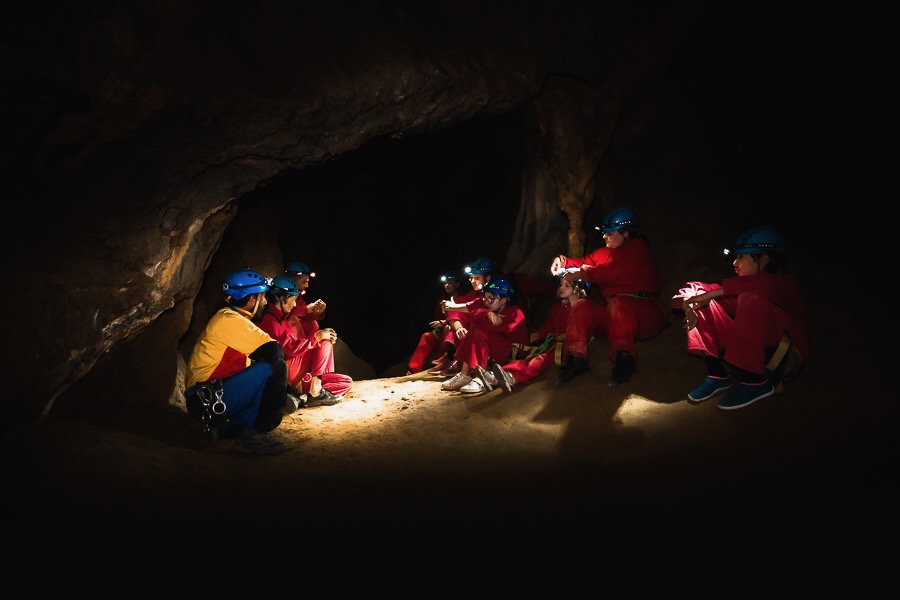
[233,293,261,319]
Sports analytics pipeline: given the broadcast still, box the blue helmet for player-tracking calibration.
[270,275,300,296]
[285,261,315,278]
[483,278,514,299]
[596,207,639,234]
[440,272,459,283]
[728,226,785,256]
[464,257,495,276]
[223,269,272,301]
[559,270,591,295]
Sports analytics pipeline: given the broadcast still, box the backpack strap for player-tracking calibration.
[765,334,793,394]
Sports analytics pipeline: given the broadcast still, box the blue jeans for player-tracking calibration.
[186,362,273,432]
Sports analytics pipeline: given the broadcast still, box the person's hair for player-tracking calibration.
[265,289,292,303]
[572,280,589,299]
[225,291,260,310]
[751,251,788,273]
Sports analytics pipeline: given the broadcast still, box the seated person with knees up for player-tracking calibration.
[483,274,589,394]
[184,269,289,455]
[258,275,351,408]
[441,278,528,395]
[551,206,670,388]
[429,256,496,376]
[284,260,331,342]
[406,271,463,375]
[676,226,808,410]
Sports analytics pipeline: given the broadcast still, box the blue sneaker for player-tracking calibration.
[687,376,733,402]
[717,381,775,410]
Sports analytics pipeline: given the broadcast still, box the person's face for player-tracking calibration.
[558,278,575,300]
[733,253,763,276]
[482,293,505,311]
[603,229,627,249]
[444,281,460,295]
[470,274,487,290]
[292,275,311,294]
[281,295,298,312]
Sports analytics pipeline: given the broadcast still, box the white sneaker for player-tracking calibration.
[441,372,472,391]
[460,378,486,394]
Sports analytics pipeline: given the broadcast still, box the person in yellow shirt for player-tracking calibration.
[185,269,290,455]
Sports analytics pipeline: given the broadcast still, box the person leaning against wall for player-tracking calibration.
[184,269,290,455]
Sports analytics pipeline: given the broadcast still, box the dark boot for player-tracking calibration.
[556,354,590,384]
[608,351,635,387]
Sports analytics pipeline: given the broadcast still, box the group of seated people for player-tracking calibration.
[182,206,809,456]
[407,207,808,416]
[183,260,352,455]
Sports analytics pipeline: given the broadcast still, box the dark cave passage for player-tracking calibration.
[227,114,531,375]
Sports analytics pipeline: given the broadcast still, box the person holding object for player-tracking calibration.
[676,226,808,410]
[427,256,496,376]
[259,275,350,407]
[284,260,329,341]
[551,206,669,387]
[184,269,289,455]
[406,271,463,375]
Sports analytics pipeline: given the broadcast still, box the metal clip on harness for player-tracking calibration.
[197,381,226,434]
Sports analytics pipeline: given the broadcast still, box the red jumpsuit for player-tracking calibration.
[289,296,322,339]
[408,292,455,373]
[259,305,352,396]
[682,274,809,375]
[559,236,669,363]
[503,300,572,386]
[454,304,528,370]
[439,287,483,349]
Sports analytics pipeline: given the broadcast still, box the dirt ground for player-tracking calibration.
[1,299,896,595]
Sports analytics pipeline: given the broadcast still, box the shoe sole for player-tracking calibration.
[687,383,733,402]
[473,366,494,392]
[491,363,513,393]
[717,387,774,410]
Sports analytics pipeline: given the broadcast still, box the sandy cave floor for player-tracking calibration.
[1,305,897,593]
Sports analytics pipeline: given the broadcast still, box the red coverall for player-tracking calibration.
[682,274,809,375]
[407,293,454,373]
[289,296,321,339]
[453,303,528,370]
[438,286,483,348]
[559,236,669,363]
[259,305,352,396]
[503,300,572,386]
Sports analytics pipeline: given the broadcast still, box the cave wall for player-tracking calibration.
[1,0,824,431]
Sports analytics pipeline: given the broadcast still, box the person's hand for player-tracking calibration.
[682,305,698,331]
[429,319,444,329]
[487,312,502,326]
[310,299,326,314]
[550,255,565,276]
[455,326,468,340]
[316,328,337,344]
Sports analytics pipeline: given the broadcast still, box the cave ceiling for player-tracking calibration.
[1,0,822,430]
